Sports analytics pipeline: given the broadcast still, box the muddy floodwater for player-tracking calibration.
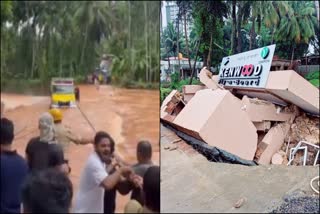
[1,85,159,213]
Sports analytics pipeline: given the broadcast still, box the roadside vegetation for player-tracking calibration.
[160,1,319,102]
[306,71,320,87]
[1,1,160,93]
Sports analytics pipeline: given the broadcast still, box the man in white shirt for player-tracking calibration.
[73,131,133,213]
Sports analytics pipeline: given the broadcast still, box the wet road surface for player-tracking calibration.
[2,84,159,213]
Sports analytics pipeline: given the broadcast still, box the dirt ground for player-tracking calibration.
[160,125,319,213]
[1,84,159,213]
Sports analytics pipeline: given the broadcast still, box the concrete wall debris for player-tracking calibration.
[161,90,188,125]
[182,85,207,103]
[161,69,319,166]
[183,94,194,103]
[289,113,319,145]
[271,151,288,165]
[173,89,257,160]
[258,122,291,164]
[199,67,222,90]
[241,96,293,122]
[253,121,271,131]
[215,70,319,115]
[182,85,206,94]
[266,70,319,115]
[161,90,177,118]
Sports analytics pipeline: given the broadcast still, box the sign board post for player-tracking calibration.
[218,44,276,88]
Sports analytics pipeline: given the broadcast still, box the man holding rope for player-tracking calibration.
[49,108,92,151]
[73,131,142,213]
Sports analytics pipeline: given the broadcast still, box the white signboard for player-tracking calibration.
[218,44,276,88]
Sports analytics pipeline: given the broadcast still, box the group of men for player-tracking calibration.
[1,106,160,213]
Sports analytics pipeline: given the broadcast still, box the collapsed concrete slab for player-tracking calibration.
[183,85,207,94]
[253,121,271,131]
[266,70,319,115]
[161,90,176,117]
[213,70,319,115]
[258,122,291,164]
[161,90,181,123]
[182,85,207,103]
[172,89,257,160]
[199,67,223,90]
[161,69,316,164]
[241,96,293,122]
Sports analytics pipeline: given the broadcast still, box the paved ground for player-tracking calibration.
[2,85,159,213]
[160,125,319,213]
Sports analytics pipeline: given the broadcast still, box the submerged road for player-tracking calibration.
[2,84,159,213]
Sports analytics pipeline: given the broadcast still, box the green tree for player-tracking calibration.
[1,1,160,91]
[176,0,193,74]
[0,0,13,28]
[274,1,317,61]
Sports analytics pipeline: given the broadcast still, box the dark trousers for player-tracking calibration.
[104,187,116,213]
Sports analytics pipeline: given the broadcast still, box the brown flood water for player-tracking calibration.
[1,84,159,213]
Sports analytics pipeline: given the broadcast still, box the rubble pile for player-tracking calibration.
[289,114,320,145]
[161,68,319,166]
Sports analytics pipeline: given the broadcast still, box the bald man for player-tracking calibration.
[115,140,154,206]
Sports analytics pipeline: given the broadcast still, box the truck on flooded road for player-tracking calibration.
[50,78,77,108]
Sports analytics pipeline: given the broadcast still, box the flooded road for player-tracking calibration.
[1,84,159,212]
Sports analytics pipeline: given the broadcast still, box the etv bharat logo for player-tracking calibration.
[261,47,269,59]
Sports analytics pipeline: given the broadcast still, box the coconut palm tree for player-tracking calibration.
[73,1,113,72]
[274,1,317,61]
[162,22,178,70]
[249,1,289,50]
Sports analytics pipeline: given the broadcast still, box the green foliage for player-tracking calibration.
[304,71,319,87]
[275,41,309,59]
[0,0,13,27]
[160,87,173,104]
[74,75,86,84]
[160,21,186,65]
[0,78,48,95]
[172,78,201,91]
[1,1,159,92]
[103,1,159,86]
[190,1,228,66]
[170,72,180,86]
[275,1,316,45]
[160,1,228,69]
[309,79,320,87]
[160,73,201,103]
[305,71,320,80]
